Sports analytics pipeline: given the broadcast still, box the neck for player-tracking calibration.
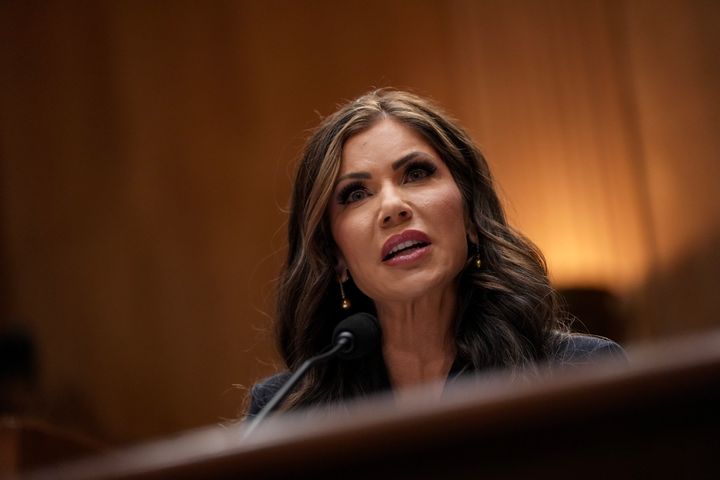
[375,286,457,393]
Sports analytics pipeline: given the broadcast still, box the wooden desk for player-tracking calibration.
[0,417,103,476]
[21,330,720,479]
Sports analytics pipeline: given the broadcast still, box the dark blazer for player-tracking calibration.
[247,333,625,417]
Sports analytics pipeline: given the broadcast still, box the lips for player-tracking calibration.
[381,229,431,262]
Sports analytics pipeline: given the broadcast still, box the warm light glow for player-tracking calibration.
[489,140,653,294]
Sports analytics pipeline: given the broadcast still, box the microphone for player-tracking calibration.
[332,312,381,360]
[243,313,380,438]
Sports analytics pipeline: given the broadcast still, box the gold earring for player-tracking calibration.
[339,277,351,310]
[474,243,482,269]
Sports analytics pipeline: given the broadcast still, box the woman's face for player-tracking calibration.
[328,118,470,304]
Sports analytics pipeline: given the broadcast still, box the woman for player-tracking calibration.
[248,89,623,415]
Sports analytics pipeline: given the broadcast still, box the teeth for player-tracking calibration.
[388,240,422,256]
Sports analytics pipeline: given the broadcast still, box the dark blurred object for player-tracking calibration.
[559,287,626,342]
[0,329,104,475]
[0,326,36,413]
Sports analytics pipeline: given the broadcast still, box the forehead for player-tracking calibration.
[340,118,438,171]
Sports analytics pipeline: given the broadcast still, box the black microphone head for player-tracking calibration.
[332,313,381,360]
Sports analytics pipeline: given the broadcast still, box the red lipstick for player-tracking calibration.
[381,229,432,265]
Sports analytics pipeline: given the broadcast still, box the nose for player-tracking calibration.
[378,185,412,228]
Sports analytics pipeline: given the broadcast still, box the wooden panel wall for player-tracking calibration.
[0,0,718,443]
[621,0,720,335]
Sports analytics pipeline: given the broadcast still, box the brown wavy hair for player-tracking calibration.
[276,89,565,409]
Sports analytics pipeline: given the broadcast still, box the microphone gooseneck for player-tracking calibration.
[243,313,380,438]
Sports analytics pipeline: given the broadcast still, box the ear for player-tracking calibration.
[466,220,479,245]
[334,252,349,282]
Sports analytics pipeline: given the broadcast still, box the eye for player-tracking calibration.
[337,181,371,205]
[404,160,437,183]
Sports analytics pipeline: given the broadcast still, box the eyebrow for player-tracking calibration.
[335,151,434,185]
[391,151,432,170]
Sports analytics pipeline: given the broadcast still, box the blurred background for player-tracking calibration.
[0,0,718,447]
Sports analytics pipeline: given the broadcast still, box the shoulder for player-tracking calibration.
[247,371,291,417]
[549,332,627,367]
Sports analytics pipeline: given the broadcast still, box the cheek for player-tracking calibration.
[331,211,385,298]
[430,186,470,269]
[331,210,375,269]
[430,185,466,233]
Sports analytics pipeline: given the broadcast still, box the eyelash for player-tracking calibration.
[336,160,438,205]
[337,181,367,205]
[404,160,437,182]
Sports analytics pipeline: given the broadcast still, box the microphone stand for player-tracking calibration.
[242,333,352,439]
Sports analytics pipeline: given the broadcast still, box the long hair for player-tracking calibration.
[276,89,565,409]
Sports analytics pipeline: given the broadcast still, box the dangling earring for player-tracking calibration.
[474,243,482,269]
[339,276,351,310]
